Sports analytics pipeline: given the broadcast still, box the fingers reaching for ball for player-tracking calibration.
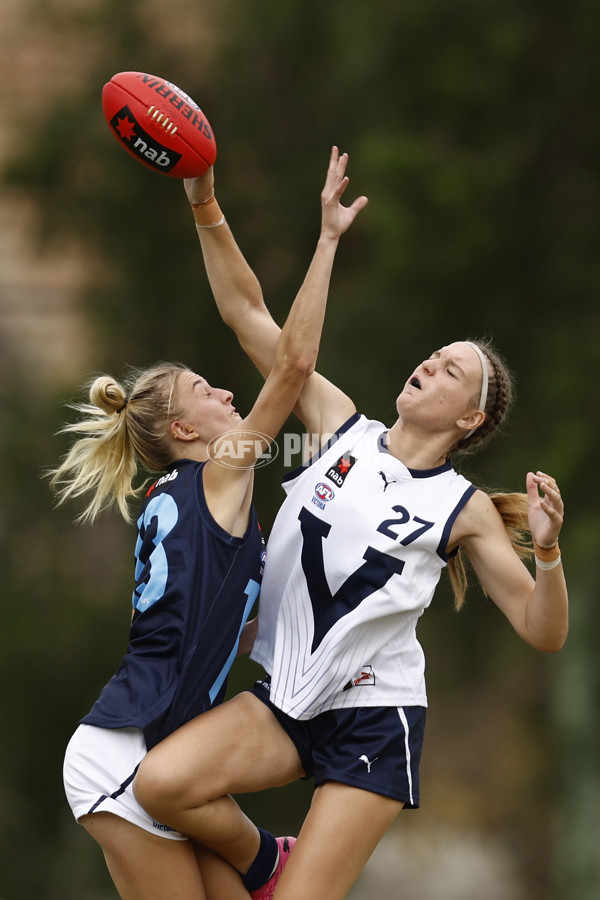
[320,146,369,240]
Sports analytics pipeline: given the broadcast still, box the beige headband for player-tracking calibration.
[464,342,489,438]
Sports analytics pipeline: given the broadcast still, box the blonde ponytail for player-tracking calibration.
[50,363,188,523]
[447,491,532,611]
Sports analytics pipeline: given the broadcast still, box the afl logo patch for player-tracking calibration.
[315,483,335,501]
[312,482,335,510]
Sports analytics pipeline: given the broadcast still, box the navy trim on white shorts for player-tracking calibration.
[87,763,140,815]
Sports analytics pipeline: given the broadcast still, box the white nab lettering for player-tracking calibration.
[154,469,178,489]
[133,138,171,167]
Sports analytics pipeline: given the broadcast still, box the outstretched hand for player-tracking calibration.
[526,470,564,548]
[320,146,369,240]
[184,166,215,206]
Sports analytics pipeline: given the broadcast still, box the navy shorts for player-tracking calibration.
[250,678,426,808]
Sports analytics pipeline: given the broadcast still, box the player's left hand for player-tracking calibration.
[320,146,368,240]
[526,470,564,548]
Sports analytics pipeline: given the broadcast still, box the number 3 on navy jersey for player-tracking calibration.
[299,507,405,653]
[132,494,179,612]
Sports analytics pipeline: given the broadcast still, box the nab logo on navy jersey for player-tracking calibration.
[326,453,356,488]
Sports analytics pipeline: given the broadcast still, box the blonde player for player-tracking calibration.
[54,148,367,900]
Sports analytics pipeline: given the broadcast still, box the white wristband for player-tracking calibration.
[195,216,226,230]
[535,555,562,571]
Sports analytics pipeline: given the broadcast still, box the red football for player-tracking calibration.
[101,71,217,178]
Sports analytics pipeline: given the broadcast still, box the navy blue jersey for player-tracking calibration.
[82,459,264,749]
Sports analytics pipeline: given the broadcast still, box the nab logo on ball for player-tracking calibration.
[102,71,217,178]
[109,104,182,173]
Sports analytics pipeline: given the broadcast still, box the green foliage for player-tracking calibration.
[2,0,600,897]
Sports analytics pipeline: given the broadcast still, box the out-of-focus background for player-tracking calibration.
[1,1,599,897]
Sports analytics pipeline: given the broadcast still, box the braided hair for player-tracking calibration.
[453,339,514,453]
[447,340,532,609]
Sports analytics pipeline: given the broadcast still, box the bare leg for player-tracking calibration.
[80,812,208,900]
[134,692,304,873]
[194,844,251,900]
[272,781,403,900]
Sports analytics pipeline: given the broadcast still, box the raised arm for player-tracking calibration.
[186,148,367,439]
[185,165,278,377]
[457,471,568,652]
[201,150,367,529]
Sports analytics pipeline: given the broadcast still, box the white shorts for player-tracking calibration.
[63,723,187,841]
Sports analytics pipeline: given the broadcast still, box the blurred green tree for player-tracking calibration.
[2,0,599,897]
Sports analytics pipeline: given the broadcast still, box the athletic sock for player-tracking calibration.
[241,828,279,891]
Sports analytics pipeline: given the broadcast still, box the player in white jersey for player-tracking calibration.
[134,151,568,900]
[251,414,476,720]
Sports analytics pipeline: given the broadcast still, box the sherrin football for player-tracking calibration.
[102,71,217,177]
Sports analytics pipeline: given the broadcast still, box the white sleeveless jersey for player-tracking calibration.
[251,414,476,719]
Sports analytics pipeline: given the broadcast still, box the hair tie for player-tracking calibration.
[117,399,128,414]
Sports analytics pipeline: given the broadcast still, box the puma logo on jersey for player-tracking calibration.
[359,754,379,773]
[379,471,397,492]
[342,665,375,691]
